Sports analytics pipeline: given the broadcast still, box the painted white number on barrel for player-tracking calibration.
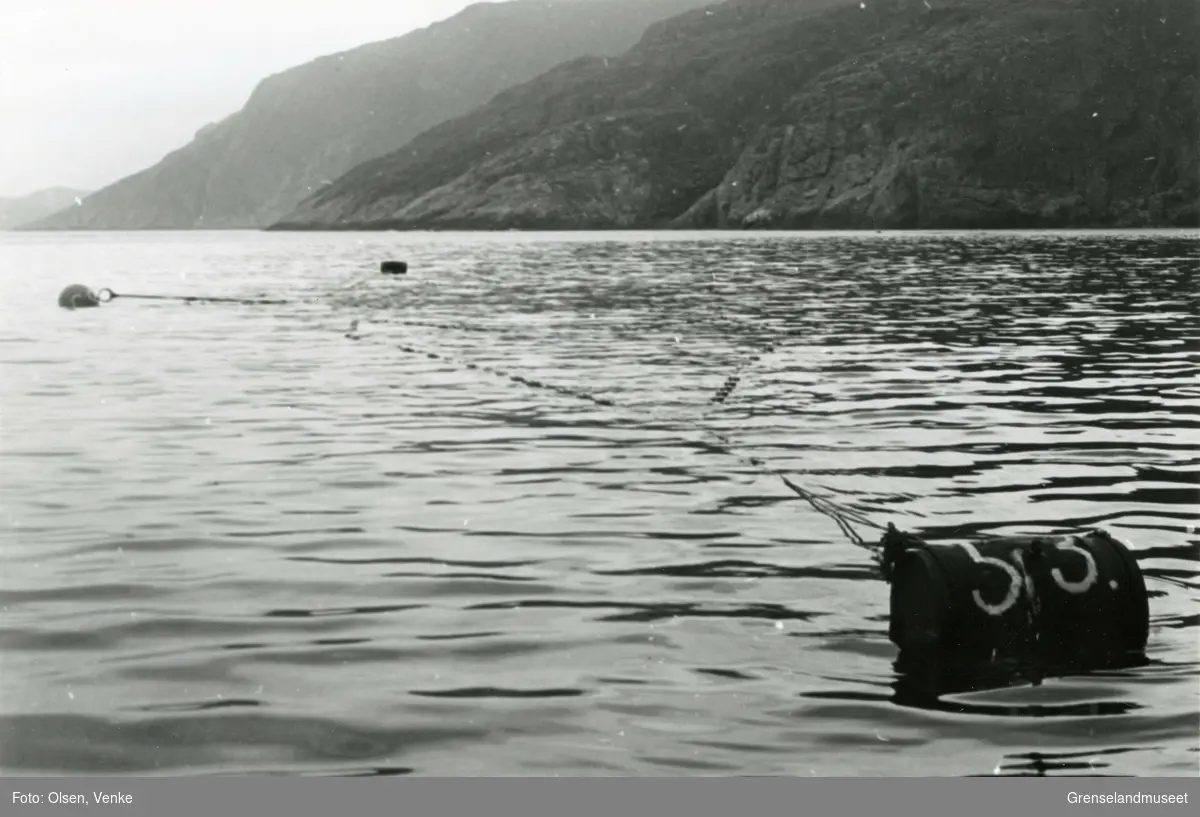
[958,543,1022,617]
[1050,537,1098,595]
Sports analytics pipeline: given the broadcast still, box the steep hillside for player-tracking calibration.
[274,0,1198,231]
[21,0,714,231]
[0,188,91,230]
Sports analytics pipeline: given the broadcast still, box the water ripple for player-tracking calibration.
[0,229,1196,776]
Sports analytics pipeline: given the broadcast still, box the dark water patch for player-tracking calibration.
[1153,613,1200,630]
[1136,542,1200,562]
[226,526,368,539]
[287,555,543,569]
[991,747,1146,777]
[684,739,796,757]
[409,687,585,699]
[806,637,897,660]
[263,604,426,619]
[0,713,485,773]
[338,766,416,777]
[594,560,880,582]
[189,635,585,669]
[0,583,168,605]
[415,631,503,642]
[0,611,391,653]
[383,577,561,599]
[466,598,824,625]
[1140,566,1200,589]
[132,698,263,713]
[694,668,760,682]
[279,508,360,517]
[68,536,262,555]
[381,571,542,583]
[636,754,742,772]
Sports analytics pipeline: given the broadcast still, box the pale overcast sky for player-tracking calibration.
[0,0,480,197]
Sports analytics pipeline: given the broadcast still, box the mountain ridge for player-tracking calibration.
[273,0,1198,232]
[21,0,715,231]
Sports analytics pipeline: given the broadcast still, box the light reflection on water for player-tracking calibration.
[0,229,1196,776]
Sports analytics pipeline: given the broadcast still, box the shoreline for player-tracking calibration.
[9,220,1199,235]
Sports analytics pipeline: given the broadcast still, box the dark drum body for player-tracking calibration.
[886,527,1149,675]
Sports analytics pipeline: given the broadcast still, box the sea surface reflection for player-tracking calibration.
[0,229,1196,776]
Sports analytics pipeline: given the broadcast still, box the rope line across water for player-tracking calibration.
[96,288,292,306]
[77,280,886,559]
[692,325,883,549]
[357,321,883,557]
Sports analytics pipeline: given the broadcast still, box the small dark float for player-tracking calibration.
[57,284,101,309]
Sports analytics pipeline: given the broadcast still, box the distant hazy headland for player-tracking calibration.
[21,0,1199,233]
[1,188,91,230]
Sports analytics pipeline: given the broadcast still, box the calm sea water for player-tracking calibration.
[0,230,1196,777]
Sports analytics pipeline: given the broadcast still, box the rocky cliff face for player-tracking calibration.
[681,0,1199,229]
[20,0,714,231]
[275,0,1198,231]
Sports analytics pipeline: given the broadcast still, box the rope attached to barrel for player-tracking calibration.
[688,320,887,556]
[96,288,291,306]
[708,325,796,405]
[359,320,886,559]
[66,275,890,561]
[78,281,570,338]
[387,335,618,409]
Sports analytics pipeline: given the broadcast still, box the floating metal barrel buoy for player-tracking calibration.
[57,284,101,309]
[380,261,408,275]
[881,524,1149,675]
